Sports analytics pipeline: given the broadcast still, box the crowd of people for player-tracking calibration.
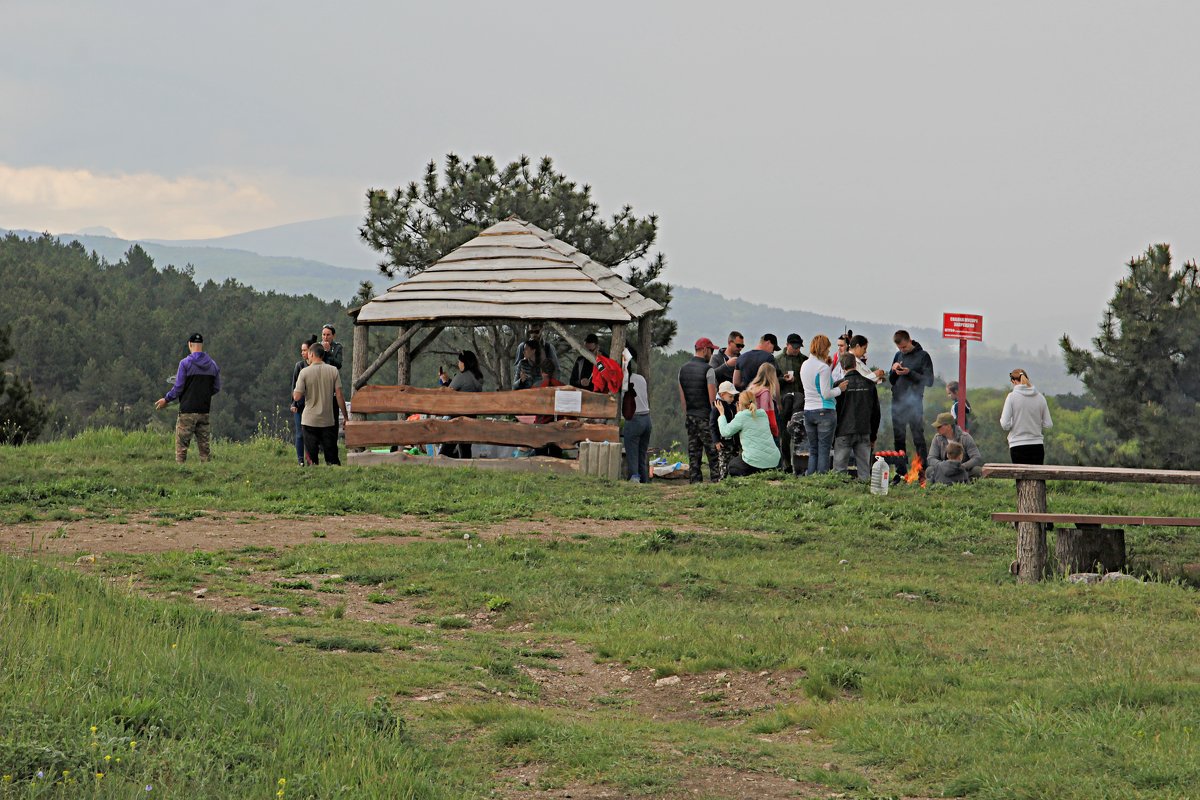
[279,322,1052,483]
[149,322,1054,481]
[676,329,1054,485]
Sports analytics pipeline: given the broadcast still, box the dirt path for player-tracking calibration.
[2,511,906,799]
[1,511,681,556]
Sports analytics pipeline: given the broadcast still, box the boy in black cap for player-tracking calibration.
[155,333,222,463]
[774,333,807,472]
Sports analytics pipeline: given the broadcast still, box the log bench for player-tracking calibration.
[982,464,1200,583]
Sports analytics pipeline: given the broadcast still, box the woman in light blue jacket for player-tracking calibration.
[799,334,848,474]
[716,390,781,476]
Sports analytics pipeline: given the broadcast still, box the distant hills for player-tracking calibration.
[146,214,379,273]
[1,226,377,303]
[3,220,1082,393]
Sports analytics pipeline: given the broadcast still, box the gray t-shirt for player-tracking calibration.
[296,362,340,427]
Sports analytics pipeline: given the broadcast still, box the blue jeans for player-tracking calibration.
[804,408,837,474]
[293,410,305,465]
[623,413,652,482]
[833,434,871,480]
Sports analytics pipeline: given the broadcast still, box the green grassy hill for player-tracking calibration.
[1,431,1197,798]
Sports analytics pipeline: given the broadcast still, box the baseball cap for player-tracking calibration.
[188,333,204,343]
[761,333,780,352]
[717,381,737,396]
[786,333,803,347]
[931,412,955,428]
[694,337,718,351]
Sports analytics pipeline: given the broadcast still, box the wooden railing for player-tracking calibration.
[349,385,616,418]
[345,385,618,451]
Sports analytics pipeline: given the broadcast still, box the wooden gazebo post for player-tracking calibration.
[351,319,368,422]
[637,312,656,387]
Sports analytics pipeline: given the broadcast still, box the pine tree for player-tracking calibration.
[0,324,50,445]
[1060,244,1200,468]
[360,154,675,350]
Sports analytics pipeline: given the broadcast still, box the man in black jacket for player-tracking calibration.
[569,333,600,389]
[833,353,880,480]
[155,332,222,463]
[888,330,934,465]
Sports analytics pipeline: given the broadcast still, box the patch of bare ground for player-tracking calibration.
[112,560,452,630]
[2,512,686,556]
[514,639,807,728]
[493,763,825,799]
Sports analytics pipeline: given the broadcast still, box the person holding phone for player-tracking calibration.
[888,329,934,466]
[440,351,483,459]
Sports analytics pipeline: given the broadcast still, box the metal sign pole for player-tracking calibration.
[943,312,982,432]
[957,339,968,430]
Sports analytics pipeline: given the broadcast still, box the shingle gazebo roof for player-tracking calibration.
[355,218,662,324]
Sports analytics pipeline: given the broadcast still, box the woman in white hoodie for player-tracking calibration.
[999,368,1053,464]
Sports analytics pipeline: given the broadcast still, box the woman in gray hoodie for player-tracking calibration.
[999,368,1053,464]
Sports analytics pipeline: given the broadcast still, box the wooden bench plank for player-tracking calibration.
[981,463,1200,485]
[345,418,618,449]
[350,384,616,418]
[992,513,1200,527]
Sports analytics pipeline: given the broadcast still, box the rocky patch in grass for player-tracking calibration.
[514,639,808,729]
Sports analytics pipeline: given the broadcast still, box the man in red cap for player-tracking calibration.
[678,337,719,483]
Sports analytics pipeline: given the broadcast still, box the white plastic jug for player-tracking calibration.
[870,456,891,495]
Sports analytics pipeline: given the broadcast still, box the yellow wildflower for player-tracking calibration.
[129,741,137,750]
[2,775,12,783]
[95,772,105,780]
[90,726,98,734]
[104,755,112,763]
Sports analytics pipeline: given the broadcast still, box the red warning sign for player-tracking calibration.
[942,313,983,341]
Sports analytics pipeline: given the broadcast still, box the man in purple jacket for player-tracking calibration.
[155,333,222,463]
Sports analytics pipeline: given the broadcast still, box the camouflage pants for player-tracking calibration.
[716,437,741,481]
[685,415,718,484]
[176,413,211,463]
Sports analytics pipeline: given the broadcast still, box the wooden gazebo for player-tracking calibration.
[345,218,662,471]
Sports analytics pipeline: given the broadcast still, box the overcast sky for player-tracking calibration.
[4,1,1199,350]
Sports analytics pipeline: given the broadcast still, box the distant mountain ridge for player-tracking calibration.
[3,221,1081,393]
[146,214,379,273]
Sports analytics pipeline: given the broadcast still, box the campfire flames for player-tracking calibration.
[905,454,925,487]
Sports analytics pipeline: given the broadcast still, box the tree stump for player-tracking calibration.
[1015,478,1048,583]
[1055,526,1126,575]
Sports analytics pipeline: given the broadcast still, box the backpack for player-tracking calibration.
[622,382,637,420]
